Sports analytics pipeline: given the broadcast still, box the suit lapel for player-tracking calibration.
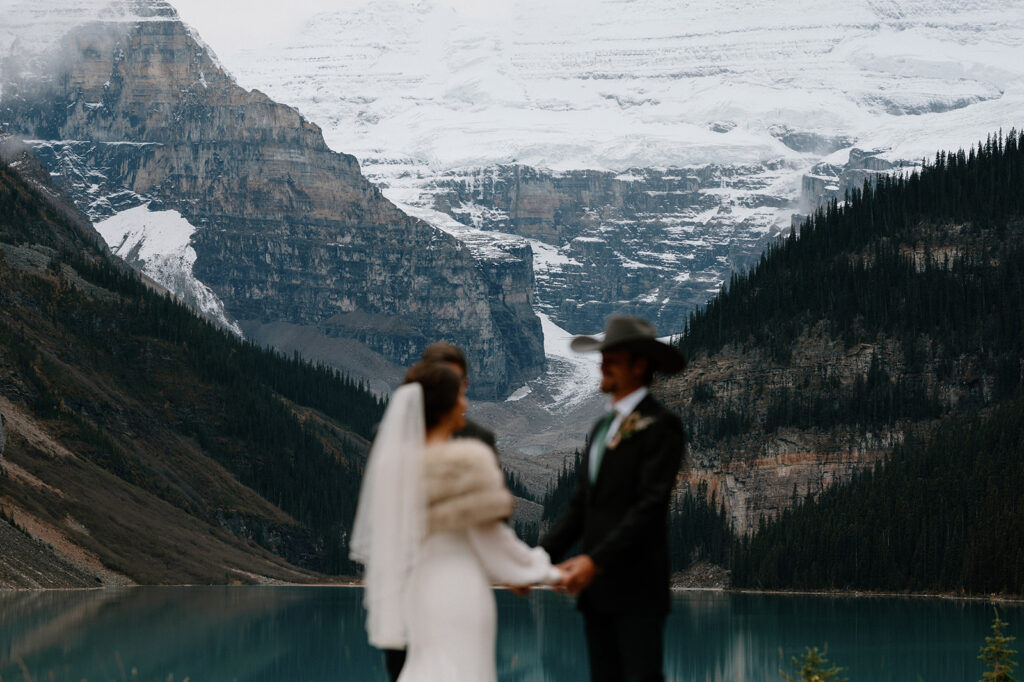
[591,396,660,496]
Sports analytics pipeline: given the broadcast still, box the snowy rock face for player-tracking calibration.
[0,1,545,398]
[426,163,794,331]
[205,0,1024,333]
[94,205,244,335]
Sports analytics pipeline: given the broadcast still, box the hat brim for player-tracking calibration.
[570,335,687,374]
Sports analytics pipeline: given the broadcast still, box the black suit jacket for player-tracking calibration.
[541,394,685,615]
[455,418,497,454]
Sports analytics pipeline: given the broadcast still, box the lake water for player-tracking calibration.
[0,587,1019,681]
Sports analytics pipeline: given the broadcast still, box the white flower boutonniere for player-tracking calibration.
[608,412,657,450]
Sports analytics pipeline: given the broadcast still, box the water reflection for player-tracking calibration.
[0,587,387,682]
[0,587,1019,681]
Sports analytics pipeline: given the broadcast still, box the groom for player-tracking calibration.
[541,316,686,682]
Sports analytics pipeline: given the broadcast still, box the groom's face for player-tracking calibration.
[599,349,648,399]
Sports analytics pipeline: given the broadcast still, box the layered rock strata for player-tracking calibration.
[659,339,919,535]
[0,0,543,398]
[426,162,793,333]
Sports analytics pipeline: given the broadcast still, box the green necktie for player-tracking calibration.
[589,411,618,483]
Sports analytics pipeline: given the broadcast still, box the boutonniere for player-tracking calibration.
[608,412,657,450]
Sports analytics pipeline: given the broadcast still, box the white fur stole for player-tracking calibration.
[424,439,514,533]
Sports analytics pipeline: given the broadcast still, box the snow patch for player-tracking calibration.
[505,384,533,402]
[95,205,243,336]
[534,312,601,411]
[391,200,527,262]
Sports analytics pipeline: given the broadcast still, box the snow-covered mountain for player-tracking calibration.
[189,0,1024,336]
[216,0,1023,172]
[0,0,547,400]
[3,0,1022,464]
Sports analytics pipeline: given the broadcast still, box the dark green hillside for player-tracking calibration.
[732,396,1024,594]
[0,137,383,583]
[669,129,1024,593]
[679,130,1024,437]
[541,131,1024,593]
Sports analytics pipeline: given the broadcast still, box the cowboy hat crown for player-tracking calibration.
[570,316,687,374]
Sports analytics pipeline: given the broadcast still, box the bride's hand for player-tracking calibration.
[556,555,597,595]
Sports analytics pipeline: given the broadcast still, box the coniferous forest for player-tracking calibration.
[543,130,1024,594]
[679,130,1024,371]
[712,130,1023,594]
[732,396,1024,593]
[1,147,385,579]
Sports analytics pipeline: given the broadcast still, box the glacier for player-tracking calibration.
[175,0,1024,342]
[95,205,245,337]
[199,0,1023,172]
[4,0,1023,420]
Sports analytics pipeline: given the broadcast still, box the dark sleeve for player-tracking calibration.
[540,457,588,563]
[588,416,685,571]
[456,419,498,456]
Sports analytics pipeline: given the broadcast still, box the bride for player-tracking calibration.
[351,362,561,682]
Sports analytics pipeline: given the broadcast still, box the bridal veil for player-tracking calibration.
[350,382,427,650]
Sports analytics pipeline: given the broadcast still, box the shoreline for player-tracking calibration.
[703,586,1024,604]
[3,582,1022,604]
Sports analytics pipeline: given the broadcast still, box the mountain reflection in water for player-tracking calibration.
[0,587,1018,681]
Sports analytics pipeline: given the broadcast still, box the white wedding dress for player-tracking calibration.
[351,384,558,682]
[399,518,560,682]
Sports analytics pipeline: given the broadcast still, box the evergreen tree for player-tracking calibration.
[732,397,1024,594]
[504,468,536,502]
[780,647,848,682]
[980,609,1019,682]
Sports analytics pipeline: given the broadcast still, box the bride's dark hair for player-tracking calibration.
[403,361,462,429]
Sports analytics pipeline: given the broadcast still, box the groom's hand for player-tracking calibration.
[507,585,532,597]
[557,555,597,595]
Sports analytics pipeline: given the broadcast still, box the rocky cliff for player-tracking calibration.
[657,139,1024,535]
[658,340,915,534]
[0,131,389,584]
[426,162,792,333]
[800,148,906,213]
[0,0,543,398]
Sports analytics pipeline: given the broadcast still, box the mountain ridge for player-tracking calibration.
[199,0,1024,335]
[658,130,1024,535]
[1,0,544,399]
[0,133,384,585]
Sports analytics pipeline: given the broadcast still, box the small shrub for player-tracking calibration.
[781,647,848,682]
[979,608,1018,682]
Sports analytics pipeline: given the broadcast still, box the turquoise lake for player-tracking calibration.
[0,587,1019,681]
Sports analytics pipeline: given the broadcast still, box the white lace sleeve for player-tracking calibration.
[466,522,563,586]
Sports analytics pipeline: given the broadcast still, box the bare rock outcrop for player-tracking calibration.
[0,1,543,397]
[430,163,787,334]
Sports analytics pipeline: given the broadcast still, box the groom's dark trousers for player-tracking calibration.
[541,394,685,682]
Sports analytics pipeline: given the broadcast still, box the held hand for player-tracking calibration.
[556,555,598,596]
[507,585,532,597]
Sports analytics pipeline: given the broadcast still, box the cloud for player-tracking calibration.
[170,0,512,55]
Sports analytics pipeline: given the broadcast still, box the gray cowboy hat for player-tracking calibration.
[570,316,687,374]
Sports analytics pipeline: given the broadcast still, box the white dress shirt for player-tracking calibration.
[588,386,649,480]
